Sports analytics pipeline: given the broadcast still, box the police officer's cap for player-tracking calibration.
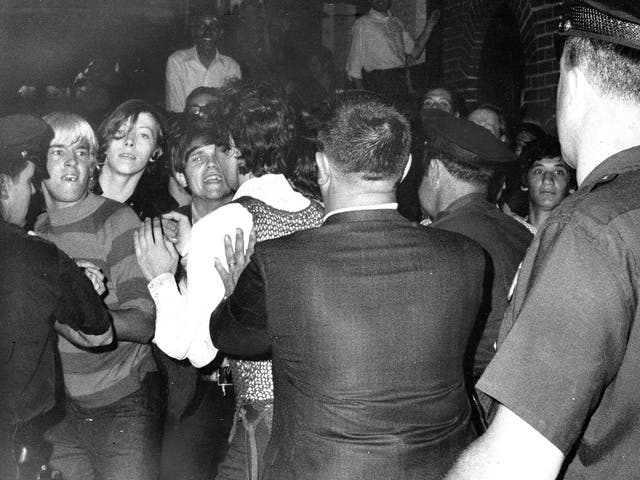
[559,1,640,51]
[422,109,516,168]
[0,114,53,173]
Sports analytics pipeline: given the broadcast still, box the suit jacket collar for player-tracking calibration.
[322,208,404,226]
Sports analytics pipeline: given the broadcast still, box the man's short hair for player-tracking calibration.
[564,36,640,104]
[220,81,297,177]
[97,99,167,167]
[169,119,224,175]
[42,112,99,162]
[319,90,411,181]
[439,158,493,188]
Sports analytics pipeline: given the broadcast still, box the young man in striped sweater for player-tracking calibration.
[35,113,160,480]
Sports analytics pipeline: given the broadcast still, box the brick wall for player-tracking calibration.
[441,0,562,118]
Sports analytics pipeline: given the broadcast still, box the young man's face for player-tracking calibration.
[43,140,94,210]
[105,113,160,177]
[371,0,391,13]
[2,161,35,227]
[527,156,570,211]
[191,14,222,55]
[179,140,232,202]
[422,88,455,115]
[468,108,502,140]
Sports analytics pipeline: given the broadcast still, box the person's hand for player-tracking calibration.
[427,8,441,28]
[161,211,192,257]
[214,228,257,297]
[76,260,106,296]
[134,217,179,282]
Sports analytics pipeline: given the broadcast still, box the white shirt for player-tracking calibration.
[149,174,310,367]
[346,9,414,80]
[165,47,241,112]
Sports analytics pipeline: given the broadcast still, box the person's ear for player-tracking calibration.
[150,147,162,163]
[175,172,188,189]
[315,152,331,187]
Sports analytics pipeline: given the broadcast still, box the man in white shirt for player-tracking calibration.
[165,7,241,112]
[346,0,439,99]
[135,82,318,368]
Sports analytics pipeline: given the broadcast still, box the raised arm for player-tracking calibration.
[408,9,441,60]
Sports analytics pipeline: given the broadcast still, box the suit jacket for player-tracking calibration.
[211,209,486,480]
[431,193,532,381]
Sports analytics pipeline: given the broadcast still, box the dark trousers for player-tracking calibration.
[362,67,409,100]
[45,376,163,480]
[160,381,235,480]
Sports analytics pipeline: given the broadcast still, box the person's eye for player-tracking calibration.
[139,131,151,140]
[76,150,88,157]
[556,169,566,176]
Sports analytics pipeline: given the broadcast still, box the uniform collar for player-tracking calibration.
[436,192,489,221]
[579,145,640,193]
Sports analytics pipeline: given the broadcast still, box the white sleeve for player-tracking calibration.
[184,203,254,367]
[347,20,365,79]
[166,55,185,112]
[148,273,191,359]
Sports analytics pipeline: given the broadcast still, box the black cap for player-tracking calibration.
[0,114,54,176]
[559,1,640,51]
[422,109,516,168]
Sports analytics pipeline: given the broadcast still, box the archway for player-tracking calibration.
[477,2,524,136]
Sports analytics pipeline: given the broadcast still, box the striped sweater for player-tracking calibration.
[35,193,156,408]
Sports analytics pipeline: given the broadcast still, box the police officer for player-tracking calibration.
[419,111,532,386]
[445,1,640,478]
[0,115,113,479]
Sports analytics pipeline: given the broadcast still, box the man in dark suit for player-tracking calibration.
[210,91,487,480]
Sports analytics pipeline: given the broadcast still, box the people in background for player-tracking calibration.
[468,104,507,143]
[347,0,440,101]
[166,6,241,112]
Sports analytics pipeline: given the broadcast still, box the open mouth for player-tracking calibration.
[61,173,79,182]
[203,173,223,184]
[119,153,137,161]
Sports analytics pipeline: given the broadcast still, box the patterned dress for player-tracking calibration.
[215,195,323,480]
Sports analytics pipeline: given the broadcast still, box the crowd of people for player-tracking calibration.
[2,0,640,479]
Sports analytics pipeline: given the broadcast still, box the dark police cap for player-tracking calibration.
[0,114,54,168]
[422,109,515,168]
[559,1,640,51]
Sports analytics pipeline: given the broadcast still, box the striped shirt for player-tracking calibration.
[35,193,156,408]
